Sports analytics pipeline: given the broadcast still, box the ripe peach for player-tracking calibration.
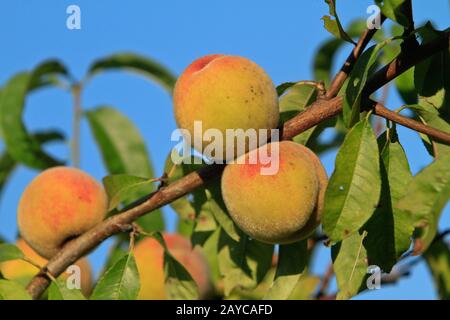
[0,239,92,296]
[173,54,279,162]
[221,141,326,244]
[18,167,108,259]
[134,233,211,300]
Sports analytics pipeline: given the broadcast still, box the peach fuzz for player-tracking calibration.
[133,233,211,300]
[173,54,279,162]
[18,166,108,259]
[221,141,323,244]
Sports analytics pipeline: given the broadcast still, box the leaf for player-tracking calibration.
[90,253,140,300]
[0,152,15,199]
[86,106,154,177]
[87,53,176,94]
[322,0,355,44]
[147,232,199,299]
[0,244,24,262]
[279,83,319,145]
[102,174,156,211]
[414,23,450,120]
[323,118,381,243]
[288,275,321,300]
[332,231,369,300]
[48,279,86,300]
[395,153,450,254]
[0,280,32,300]
[0,61,68,169]
[424,239,450,300]
[264,240,308,299]
[395,68,418,104]
[408,104,450,157]
[343,40,391,127]
[375,0,410,28]
[363,128,413,272]
[218,229,273,296]
[164,252,199,300]
[86,106,163,231]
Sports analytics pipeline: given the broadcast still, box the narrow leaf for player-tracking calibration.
[264,240,307,299]
[91,253,140,300]
[323,118,381,243]
[322,0,355,44]
[88,53,176,93]
[424,239,450,300]
[0,280,32,300]
[395,153,450,253]
[48,279,86,300]
[0,244,24,262]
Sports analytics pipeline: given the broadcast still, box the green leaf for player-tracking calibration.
[264,240,308,299]
[0,244,24,262]
[288,275,321,300]
[424,239,450,300]
[395,153,450,254]
[218,229,273,296]
[322,0,355,44]
[414,23,450,120]
[343,41,391,127]
[48,279,86,300]
[87,53,176,94]
[86,106,154,177]
[279,83,319,145]
[147,232,199,299]
[0,61,68,169]
[0,152,15,199]
[90,253,140,300]
[395,68,417,104]
[363,128,413,272]
[0,280,32,300]
[102,174,156,211]
[408,104,450,157]
[332,231,369,300]
[375,0,410,28]
[164,252,199,300]
[86,106,163,231]
[323,118,381,243]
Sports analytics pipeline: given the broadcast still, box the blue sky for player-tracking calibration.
[0,0,449,299]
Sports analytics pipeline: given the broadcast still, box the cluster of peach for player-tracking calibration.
[0,54,326,299]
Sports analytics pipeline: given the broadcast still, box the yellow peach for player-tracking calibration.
[18,167,108,259]
[173,54,279,161]
[221,141,324,244]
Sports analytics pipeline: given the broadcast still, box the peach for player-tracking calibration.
[173,54,279,162]
[221,141,326,244]
[134,233,211,300]
[18,167,108,259]
[0,239,92,296]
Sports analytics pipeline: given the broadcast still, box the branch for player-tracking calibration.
[363,30,449,95]
[371,101,450,145]
[326,14,386,99]
[26,23,450,300]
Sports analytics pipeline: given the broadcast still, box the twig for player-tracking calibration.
[326,14,386,99]
[25,21,450,300]
[371,101,450,145]
[315,264,334,298]
[71,84,82,168]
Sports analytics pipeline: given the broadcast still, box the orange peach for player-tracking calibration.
[221,141,326,244]
[134,233,211,300]
[18,167,108,259]
[173,54,279,162]
[0,239,92,296]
